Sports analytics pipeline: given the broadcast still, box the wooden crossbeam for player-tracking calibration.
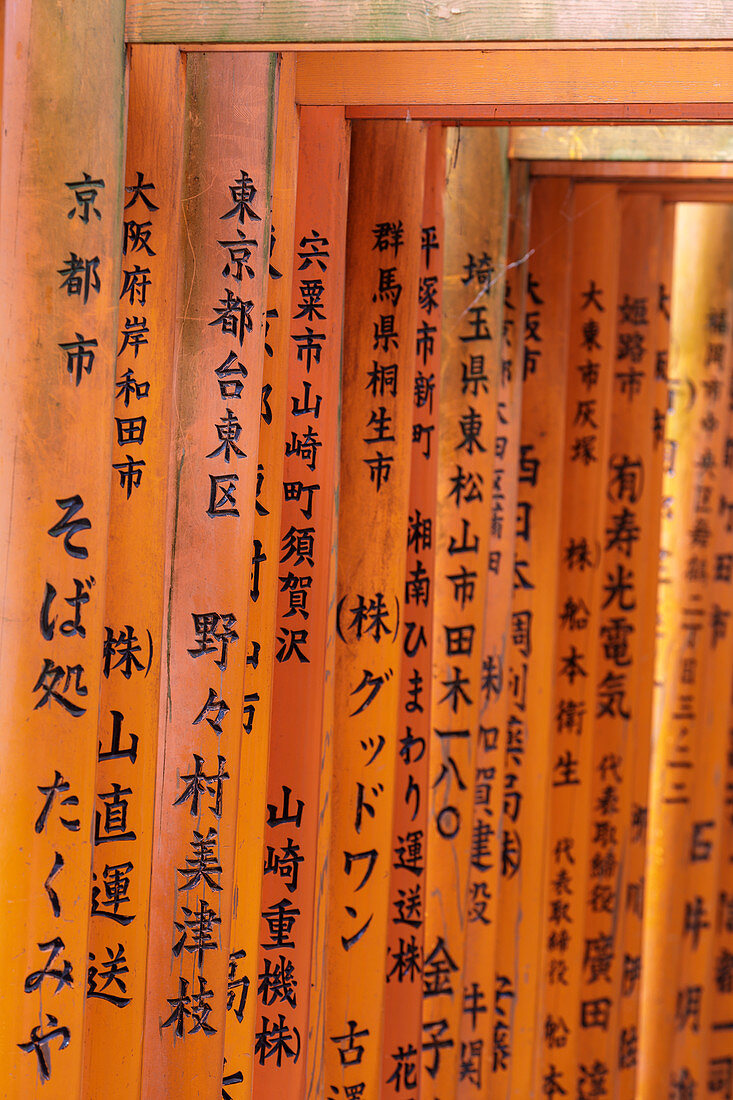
[125,1,733,43]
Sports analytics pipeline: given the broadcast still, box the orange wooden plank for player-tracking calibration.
[82,44,186,1100]
[456,159,530,1098]
[381,122,445,1100]
[530,161,733,181]
[615,197,673,1100]
[492,175,574,1099]
[0,1,126,1093]
[138,51,276,1096]
[421,125,509,1099]
[535,183,622,1100]
[707,276,733,1100]
[667,206,733,1095]
[640,203,733,1100]
[346,105,733,123]
[252,103,350,1098]
[324,119,427,1100]
[574,191,664,1097]
[709,690,733,1093]
[294,49,733,108]
[222,53,299,1100]
[305,484,340,1100]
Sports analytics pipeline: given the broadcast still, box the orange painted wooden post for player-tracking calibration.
[456,159,530,1098]
[82,44,186,1100]
[0,3,126,1095]
[709,694,733,1092]
[306,487,340,1100]
[615,196,673,1100]
[492,176,573,1100]
[708,291,733,1097]
[222,53,299,1099]
[324,119,427,1100]
[253,103,350,1098]
[574,191,664,1098]
[381,122,445,1100]
[139,52,276,1097]
[639,198,697,1100]
[640,203,733,1100]
[421,125,509,1100]
[536,183,621,1100]
[668,206,733,1097]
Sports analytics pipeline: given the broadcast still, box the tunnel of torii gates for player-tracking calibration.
[3,5,733,1100]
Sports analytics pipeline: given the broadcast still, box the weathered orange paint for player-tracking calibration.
[325,118,426,1100]
[640,203,733,1100]
[0,1,125,1093]
[457,159,530,1099]
[576,191,664,1092]
[535,183,621,1099]
[82,44,186,1100]
[223,52,299,1097]
[382,122,445,1100]
[493,176,573,1100]
[294,48,733,114]
[616,196,672,1100]
[254,103,350,1099]
[139,51,276,1097]
[421,125,509,1099]
[305,480,340,1100]
[709,686,733,1094]
[667,205,733,1094]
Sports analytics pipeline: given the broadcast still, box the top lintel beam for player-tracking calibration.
[124,0,733,44]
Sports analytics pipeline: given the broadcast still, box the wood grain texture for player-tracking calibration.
[511,126,733,162]
[224,52,299,1100]
[421,124,509,1099]
[497,177,573,1099]
[125,0,733,43]
[639,204,733,1100]
[347,105,733,121]
[0,0,126,1093]
[381,122,444,1100]
[615,196,670,1100]
[139,51,276,1097]
[457,158,529,1100]
[529,161,733,179]
[296,49,733,106]
[324,118,426,1100]
[82,44,186,1100]
[254,103,350,1100]
[575,192,663,1095]
[666,207,733,1099]
[534,183,622,1100]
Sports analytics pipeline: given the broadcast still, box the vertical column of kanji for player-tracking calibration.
[709,668,733,1087]
[420,126,508,1100]
[306,472,340,1100]
[381,123,445,1100]
[639,198,697,1100]
[253,104,350,1097]
[574,192,663,1100]
[535,183,621,1100]
[81,45,186,1100]
[139,52,276,1097]
[456,160,530,1099]
[708,287,733,1098]
[324,119,426,1100]
[0,2,125,1094]
[639,204,733,1100]
[495,176,573,1100]
[616,198,673,1100]
[668,206,733,1099]
[223,54,299,1100]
